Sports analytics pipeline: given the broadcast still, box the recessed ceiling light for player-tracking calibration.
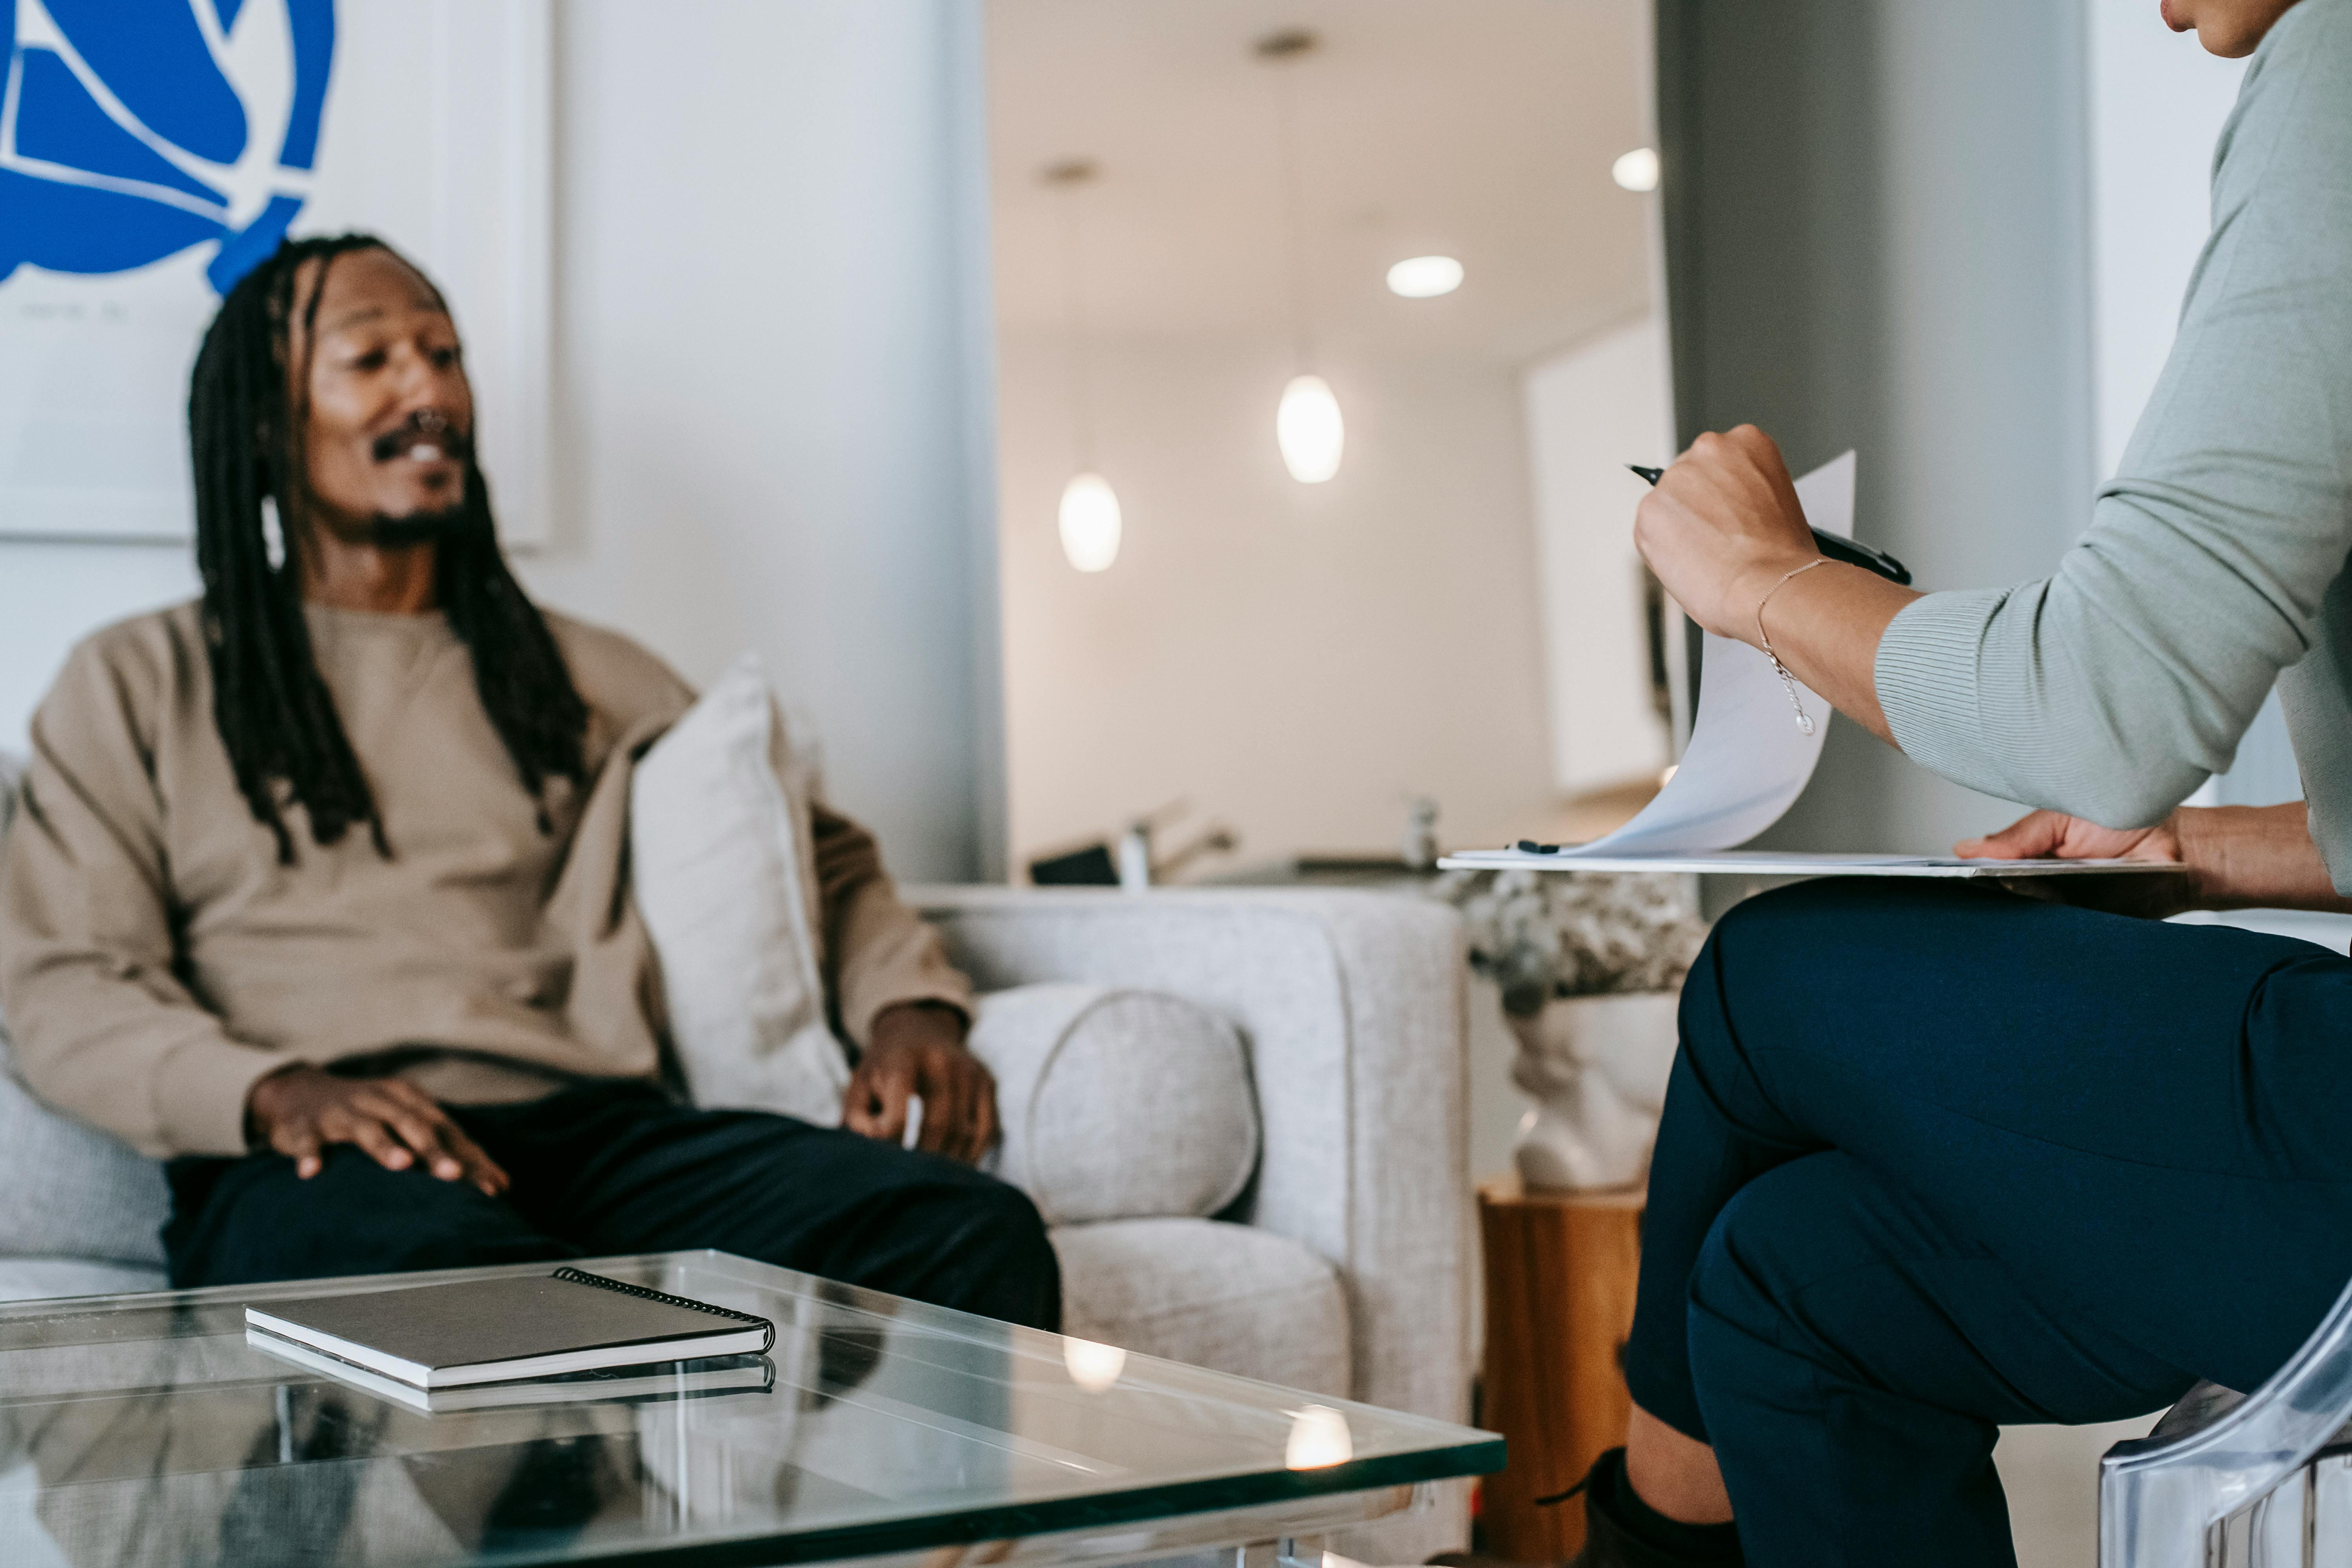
[1612,147,1661,193]
[1386,255,1464,298]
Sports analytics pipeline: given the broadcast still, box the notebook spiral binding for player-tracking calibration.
[551,1268,775,1344]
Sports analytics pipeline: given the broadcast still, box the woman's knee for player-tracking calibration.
[1686,1175,1804,1362]
[1695,878,1882,983]
[1683,1152,1984,1409]
[1684,1154,1878,1392]
[1679,882,1822,1024]
[1679,878,1987,1073]
[1675,883,1822,1078]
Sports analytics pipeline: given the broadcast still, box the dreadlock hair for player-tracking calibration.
[188,233,588,864]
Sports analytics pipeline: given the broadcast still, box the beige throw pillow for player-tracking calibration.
[632,655,849,1125]
[630,681,1264,1218]
[969,984,1259,1224]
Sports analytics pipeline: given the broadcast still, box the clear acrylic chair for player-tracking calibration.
[2101,1274,2352,1566]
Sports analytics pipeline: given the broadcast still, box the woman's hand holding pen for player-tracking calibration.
[1633,425,1922,742]
[1641,427,2352,917]
[1632,427,1820,640]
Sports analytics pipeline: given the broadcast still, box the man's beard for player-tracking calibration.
[334,410,476,547]
[301,501,469,549]
[356,503,468,548]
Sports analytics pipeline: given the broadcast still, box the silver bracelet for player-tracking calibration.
[1755,558,1832,736]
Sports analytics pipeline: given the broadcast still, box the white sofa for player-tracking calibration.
[918,885,1476,1560]
[0,746,1475,1560]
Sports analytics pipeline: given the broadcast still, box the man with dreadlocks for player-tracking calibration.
[0,235,1057,1328]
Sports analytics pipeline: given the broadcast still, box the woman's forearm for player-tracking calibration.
[1631,429,2308,849]
[1630,428,1920,744]
[1748,562,1919,745]
[2178,803,2352,912]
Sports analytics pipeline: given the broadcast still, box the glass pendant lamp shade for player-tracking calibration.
[1058,471,1123,572]
[1612,146,1661,192]
[1277,373,1345,483]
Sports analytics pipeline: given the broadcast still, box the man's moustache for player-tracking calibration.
[370,417,474,465]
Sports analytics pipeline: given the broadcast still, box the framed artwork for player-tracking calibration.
[0,0,551,544]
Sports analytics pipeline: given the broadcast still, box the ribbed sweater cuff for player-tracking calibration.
[1874,588,2011,786]
[154,1036,292,1158]
[847,985,975,1055]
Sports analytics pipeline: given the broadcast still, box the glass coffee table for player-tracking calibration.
[0,1250,1500,1566]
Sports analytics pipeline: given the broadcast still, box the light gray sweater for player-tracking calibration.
[1875,0,2352,889]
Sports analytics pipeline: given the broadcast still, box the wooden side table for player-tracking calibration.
[1476,1174,1646,1562]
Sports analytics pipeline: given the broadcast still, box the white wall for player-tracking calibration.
[524,0,996,881]
[1522,316,1675,797]
[0,546,197,752]
[2085,0,2299,810]
[997,333,1557,871]
[2086,0,2245,481]
[1661,0,2098,856]
[0,0,999,882]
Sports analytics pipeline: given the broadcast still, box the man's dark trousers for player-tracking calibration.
[164,1081,1060,1331]
[1622,877,2352,1568]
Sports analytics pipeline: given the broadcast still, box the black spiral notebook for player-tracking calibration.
[244,1267,776,1390]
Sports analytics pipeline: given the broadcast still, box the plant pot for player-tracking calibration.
[1506,990,1681,1193]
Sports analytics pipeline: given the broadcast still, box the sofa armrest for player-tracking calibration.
[909,885,1473,1431]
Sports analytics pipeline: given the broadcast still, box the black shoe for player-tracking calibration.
[1552,1449,1742,1568]
[1564,1492,1677,1568]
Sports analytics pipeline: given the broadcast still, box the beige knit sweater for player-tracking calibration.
[0,601,969,1159]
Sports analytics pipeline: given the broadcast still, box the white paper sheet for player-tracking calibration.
[1436,450,2181,880]
[1550,451,1852,858]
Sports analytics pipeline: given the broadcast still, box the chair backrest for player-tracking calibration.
[2101,1271,2352,1566]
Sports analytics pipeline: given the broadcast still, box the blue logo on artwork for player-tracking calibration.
[0,0,336,293]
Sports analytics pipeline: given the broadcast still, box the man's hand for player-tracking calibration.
[246,1065,509,1195]
[843,1002,996,1165]
[1955,808,2195,918]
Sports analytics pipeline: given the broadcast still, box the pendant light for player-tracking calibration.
[1259,29,1344,485]
[1047,159,1121,572]
[1612,146,1662,193]
[1276,375,1344,484]
[1058,473,1121,573]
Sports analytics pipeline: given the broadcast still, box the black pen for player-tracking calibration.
[1628,464,1911,585]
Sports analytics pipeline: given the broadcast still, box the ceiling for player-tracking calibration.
[985,0,1658,368]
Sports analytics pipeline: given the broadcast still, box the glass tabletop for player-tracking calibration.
[0,1251,1500,1567]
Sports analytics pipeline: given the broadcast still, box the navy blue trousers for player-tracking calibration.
[1622,878,2352,1568]
[164,1081,1061,1331]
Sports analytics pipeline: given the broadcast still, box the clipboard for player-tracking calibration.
[1437,848,2184,878]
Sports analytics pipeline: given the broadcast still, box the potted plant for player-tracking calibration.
[1432,868,1707,1192]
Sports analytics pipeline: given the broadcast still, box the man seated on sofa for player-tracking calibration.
[0,234,1057,1328]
